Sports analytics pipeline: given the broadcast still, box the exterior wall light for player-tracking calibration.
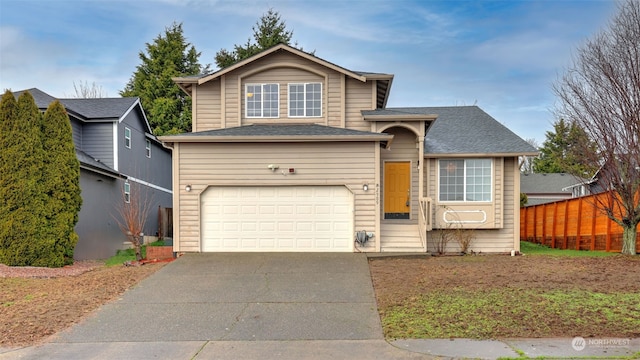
[363,184,369,191]
[185,184,192,192]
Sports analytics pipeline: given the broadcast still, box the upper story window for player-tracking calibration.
[439,159,492,202]
[124,127,131,149]
[145,139,151,158]
[288,83,322,117]
[246,83,279,118]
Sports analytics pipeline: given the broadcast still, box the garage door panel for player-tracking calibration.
[201,186,353,252]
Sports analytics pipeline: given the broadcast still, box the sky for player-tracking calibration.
[0,0,617,144]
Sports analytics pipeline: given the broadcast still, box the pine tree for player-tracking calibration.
[41,100,82,265]
[0,92,49,266]
[121,22,209,135]
[214,8,306,69]
[533,119,597,176]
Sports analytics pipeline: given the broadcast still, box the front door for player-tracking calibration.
[384,161,410,219]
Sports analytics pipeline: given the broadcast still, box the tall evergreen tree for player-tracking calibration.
[0,91,18,263]
[533,118,597,176]
[41,101,82,265]
[215,8,306,69]
[121,22,209,135]
[0,92,48,266]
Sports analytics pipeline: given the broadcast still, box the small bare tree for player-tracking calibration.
[519,138,539,174]
[113,180,154,261]
[71,81,107,98]
[455,228,475,254]
[554,0,639,255]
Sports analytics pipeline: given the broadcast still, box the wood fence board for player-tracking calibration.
[521,191,640,253]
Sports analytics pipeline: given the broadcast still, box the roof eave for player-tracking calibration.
[172,78,197,96]
[197,44,368,85]
[424,151,540,158]
[79,163,125,179]
[363,113,438,121]
[159,134,393,143]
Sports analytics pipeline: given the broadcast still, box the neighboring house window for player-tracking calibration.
[124,182,130,203]
[145,139,151,158]
[288,83,322,117]
[124,127,131,149]
[246,83,279,117]
[439,159,492,202]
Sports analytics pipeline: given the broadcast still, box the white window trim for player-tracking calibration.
[437,158,493,203]
[245,83,279,118]
[288,82,323,118]
[145,139,151,158]
[124,127,131,149]
[124,182,131,203]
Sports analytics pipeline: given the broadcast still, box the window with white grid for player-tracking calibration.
[439,159,492,202]
[289,83,322,117]
[246,83,279,118]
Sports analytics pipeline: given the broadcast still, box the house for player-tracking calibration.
[520,173,588,206]
[159,44,537,254]
[13,89,173,260]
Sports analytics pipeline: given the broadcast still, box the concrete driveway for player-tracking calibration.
[2,253,429,359]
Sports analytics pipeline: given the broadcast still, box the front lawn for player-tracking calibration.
[369,244,640,340]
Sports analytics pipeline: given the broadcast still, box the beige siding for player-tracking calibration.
[195,81,222,132]
[173,142,378,252]
[191,51,377,133]
[345,78,375,131]
[425,157,519,253]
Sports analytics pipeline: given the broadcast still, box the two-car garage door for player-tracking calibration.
[201,186,354,252]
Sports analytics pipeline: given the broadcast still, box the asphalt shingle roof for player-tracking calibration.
[13,88,138,120]
[366,106,537,155]
[170,123,389,138]
[422,106,537,155]
[520,173,585,194]
[59,98,138,119]
[76,150,122,178]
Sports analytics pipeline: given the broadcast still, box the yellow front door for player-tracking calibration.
[384,161,410,219]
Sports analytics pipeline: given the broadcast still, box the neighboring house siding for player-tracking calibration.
[75,169,124,260]
[172,141,376,251]
[426,157,518,253]
[345,78,374,131]
[83,122,114,168]
[117,109,173,238]
[70,119,83,150]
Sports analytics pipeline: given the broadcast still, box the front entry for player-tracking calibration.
[384,161,410,219]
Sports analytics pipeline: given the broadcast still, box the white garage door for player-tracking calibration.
[201,186,354,252]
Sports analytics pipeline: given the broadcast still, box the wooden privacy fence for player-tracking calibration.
[158,206,173,240]
[520,192,640,252]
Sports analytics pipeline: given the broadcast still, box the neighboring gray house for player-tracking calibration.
[520,173,587,206]
[13,88,172,260]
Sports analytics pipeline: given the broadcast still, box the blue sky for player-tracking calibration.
[0,0,616,143]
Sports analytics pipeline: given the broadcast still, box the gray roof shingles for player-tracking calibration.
[59,98,138,119]
[13,88,138,120]
[171,123,389,137]
[520,173,586,194]
[76,150,122,177]
[365,106,537,155]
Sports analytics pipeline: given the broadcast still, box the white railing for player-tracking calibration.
[418,197,433,249]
